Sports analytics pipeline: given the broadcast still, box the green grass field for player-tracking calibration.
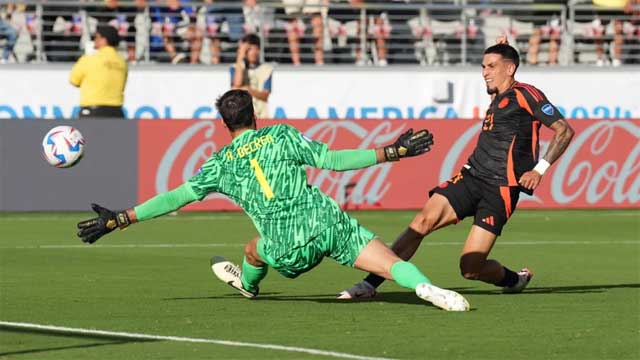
[0,210,638,360]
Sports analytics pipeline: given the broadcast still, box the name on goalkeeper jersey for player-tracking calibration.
[236,134,274,158]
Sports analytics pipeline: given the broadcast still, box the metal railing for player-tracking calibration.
[0,0,638,66]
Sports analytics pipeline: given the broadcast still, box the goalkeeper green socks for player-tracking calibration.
[241,257,268,294]
[391,261,432,290]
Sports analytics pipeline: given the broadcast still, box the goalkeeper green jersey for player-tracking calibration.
[186,124,367,260]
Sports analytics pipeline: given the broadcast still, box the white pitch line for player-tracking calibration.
[1,240,638,250]
[0,321,395,360]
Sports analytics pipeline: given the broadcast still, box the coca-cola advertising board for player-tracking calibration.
[138,119,639,210]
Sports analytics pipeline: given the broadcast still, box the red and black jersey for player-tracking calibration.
[466,81,564,194]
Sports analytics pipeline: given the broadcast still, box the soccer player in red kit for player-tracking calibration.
[339,43,575,299]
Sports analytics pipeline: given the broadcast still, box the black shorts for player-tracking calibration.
[429,168,520,236]
[78,106,125,119]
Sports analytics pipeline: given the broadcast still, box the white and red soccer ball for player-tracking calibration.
[42,126,86,168]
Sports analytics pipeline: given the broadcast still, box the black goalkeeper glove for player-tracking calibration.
[384,128,434,161]
[77,203,131,244]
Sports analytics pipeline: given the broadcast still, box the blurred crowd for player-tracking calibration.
[0,0,639,66]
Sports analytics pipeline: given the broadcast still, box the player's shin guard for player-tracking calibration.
[390,261,432,290]
[241,257,268,295]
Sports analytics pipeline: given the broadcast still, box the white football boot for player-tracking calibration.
[416,283,470,311]
[502,268,533,294]
[336,281,377,299]
[210,256,257,298]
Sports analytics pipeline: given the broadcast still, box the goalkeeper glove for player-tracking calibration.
[384,128,434,161]
[77,203,131,244]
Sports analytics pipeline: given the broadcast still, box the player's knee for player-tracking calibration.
[459,261,482,280]
[410,212,437,235]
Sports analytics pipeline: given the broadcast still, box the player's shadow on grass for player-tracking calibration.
[251,289,478,305]
[0,325,157,357]
[454,283,640,295]
[163,291,283,301]
[165,283,640,305]
[165,292,437,305]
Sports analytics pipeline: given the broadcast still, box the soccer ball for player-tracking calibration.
[42,125,86,168]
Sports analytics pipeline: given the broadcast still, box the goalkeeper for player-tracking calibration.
[77,89,469,311]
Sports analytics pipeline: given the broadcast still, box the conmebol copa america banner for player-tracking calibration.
[0,67,637,119]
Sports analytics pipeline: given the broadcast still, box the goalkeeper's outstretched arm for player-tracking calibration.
[77,183,198,244]
[319,128,434,171]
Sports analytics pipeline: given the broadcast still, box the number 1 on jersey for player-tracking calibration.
[249,158,274,199]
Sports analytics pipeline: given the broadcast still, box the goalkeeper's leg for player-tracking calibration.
[347,194,458,294]
[353,239,469,311]
[241,237,268,295]
[211,237,267,298]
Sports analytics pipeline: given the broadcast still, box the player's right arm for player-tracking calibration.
[77,158,221,244]
[288,125,434,171]
[76,183,199,244]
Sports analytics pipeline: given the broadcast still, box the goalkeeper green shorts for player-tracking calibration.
[256,216,376,279]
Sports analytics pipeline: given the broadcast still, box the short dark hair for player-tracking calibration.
[484,43,520,71]
[215,90,256,131]
[96,25,120,47]
[242,33,260,47]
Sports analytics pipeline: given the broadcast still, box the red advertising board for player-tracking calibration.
[139,119,639,210]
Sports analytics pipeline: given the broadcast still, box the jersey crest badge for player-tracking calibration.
[541,104,554,116]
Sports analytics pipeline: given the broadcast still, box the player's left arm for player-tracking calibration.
[293,126,434,171]
[519,99,575,190]
[76,183,200,244]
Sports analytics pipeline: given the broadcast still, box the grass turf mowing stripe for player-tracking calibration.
[1,240,638,250]
[0,321,395,360]
[0,211,637,222]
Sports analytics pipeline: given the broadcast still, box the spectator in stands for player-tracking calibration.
[607,0,640,65]
[70,25,128,118]
[526,16,561,65]
[201,0,251,65]
[0,4,18,63]
[589,0,622,66]
[101,0,149,63]
[150,0,202,64]
[324,0,392,66]
[624,0,640,64]
[356,0,391,66]
[230,34,272,118]
[282,0,326,65]
[41,1,82,62]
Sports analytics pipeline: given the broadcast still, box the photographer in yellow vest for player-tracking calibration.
[70,25,128,119]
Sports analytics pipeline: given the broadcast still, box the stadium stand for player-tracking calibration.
[0,0,638,66]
